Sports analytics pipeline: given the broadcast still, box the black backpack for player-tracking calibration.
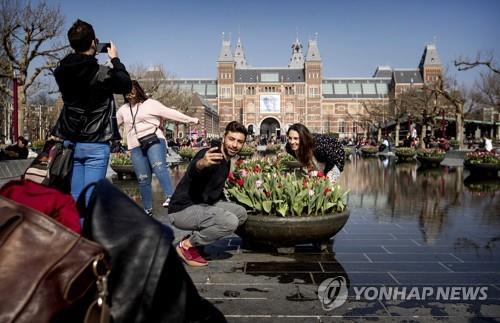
[77,179,226,323]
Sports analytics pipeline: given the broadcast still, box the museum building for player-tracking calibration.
[164,35,442,138]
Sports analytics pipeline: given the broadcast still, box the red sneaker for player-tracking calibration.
[176,241,208,267]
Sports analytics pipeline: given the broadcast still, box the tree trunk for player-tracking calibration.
[377,128,381,142]
[18,85,26,138]
[420,125,426,149]
[455,107,464,149]
[395,120,400,147]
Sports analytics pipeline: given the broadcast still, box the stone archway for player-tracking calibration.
[259,117,281,138]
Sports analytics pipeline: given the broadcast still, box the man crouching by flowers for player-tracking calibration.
[168,121,248,266]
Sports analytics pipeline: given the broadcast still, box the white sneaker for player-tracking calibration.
[163,197,171,208]
[144,208,153,216]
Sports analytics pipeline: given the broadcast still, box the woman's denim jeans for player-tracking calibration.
[70,142,110,203]
[131,138,173,210]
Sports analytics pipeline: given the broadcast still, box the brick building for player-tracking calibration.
[167,35,443,139]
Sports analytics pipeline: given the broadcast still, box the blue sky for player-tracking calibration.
[45,0,499,89]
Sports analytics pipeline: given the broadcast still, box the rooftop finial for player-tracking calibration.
[222,32,225,41]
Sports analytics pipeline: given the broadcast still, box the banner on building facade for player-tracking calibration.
[260,95,280,113]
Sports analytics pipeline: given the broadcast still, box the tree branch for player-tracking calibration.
[454,60,500,74]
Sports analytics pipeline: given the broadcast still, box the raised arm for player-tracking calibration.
[150,99,198,124]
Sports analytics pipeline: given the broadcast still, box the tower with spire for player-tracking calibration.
[217,32,235,129]
[217,32,234,63]
[288,36,304,68]
[304,33,323,131]
[418,41,442,84]
[234,36,248,69]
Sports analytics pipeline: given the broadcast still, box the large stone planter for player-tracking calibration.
[361,147,378,157]
[464,162,500,178]
[110,164,136,180]
[239,210,350,253]
[395,152,416,162]
[416,155,445,167]
[464,175,500,193]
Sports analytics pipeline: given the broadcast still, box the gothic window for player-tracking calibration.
[247,86,256,95]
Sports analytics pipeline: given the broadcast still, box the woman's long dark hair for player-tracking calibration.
[124,80,148,105]
[287,123,315,170]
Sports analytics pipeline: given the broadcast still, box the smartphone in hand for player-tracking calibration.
[96,43,111,53]
[210,139,222,154]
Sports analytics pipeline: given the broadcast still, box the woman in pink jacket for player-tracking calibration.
[117,81,198,216]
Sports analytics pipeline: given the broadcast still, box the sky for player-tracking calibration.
[44,0,500,90]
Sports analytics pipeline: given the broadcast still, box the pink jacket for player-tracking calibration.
[117,99,198,149]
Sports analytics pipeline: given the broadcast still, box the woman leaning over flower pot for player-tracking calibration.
[117,80,198,216]
[285,123,345,183]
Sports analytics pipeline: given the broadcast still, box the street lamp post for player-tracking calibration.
[38,105,43,140]
[12,71,19,142]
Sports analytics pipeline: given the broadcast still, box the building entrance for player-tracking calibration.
[260,118,280,138]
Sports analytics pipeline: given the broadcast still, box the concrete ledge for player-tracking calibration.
[441,149,472,167]
[0,159,33,179]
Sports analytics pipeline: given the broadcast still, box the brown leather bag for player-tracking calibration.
[0,196,111,323]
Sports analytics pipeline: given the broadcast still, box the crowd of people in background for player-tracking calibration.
[0,136,29,160]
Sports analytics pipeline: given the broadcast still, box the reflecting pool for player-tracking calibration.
[112,154,500,320]
[338,155,500,248]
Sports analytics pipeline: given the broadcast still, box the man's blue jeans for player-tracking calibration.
[71,142,110,203]
[130,138,173,210]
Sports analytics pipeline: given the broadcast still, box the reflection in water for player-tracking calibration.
[338,156,500,247]
[464,175,500,196]
[115,156,499,249]
[115,179,141,204]
[417,166,447,245]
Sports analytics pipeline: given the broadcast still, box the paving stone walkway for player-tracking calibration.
[156,208,500,322]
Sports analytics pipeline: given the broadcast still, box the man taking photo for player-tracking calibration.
[168,121,248,267]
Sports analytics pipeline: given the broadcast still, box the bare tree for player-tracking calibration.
[388,93,418,146]
[128,64,195,138]
[27,90,57,140]
[128,63,165,94]
[349,100,388,142]
[424,76,466,148]
[470,71,500,114]
[0,0,67,138]
[455,51,499,75]
[129,63,193,114]
[399,85,446,148]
